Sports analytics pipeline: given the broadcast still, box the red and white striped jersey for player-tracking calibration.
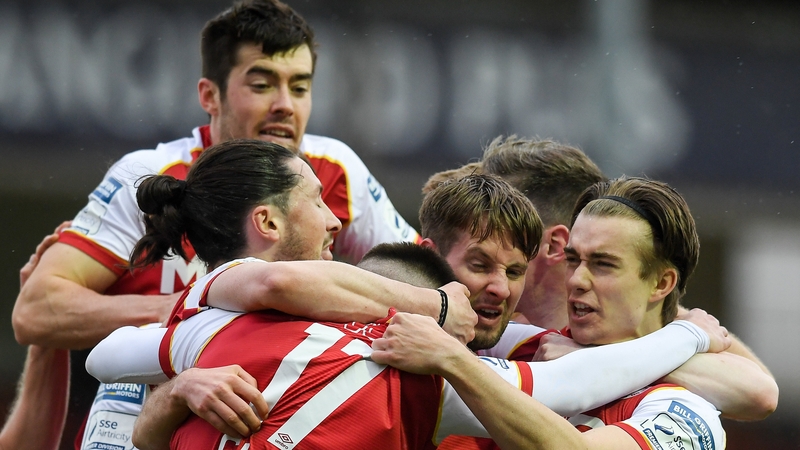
[162,260,534,450]
[439,324,726,450]
[70,126,421,450]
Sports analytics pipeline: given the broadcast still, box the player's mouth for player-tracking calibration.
[569,301,596,320]
[321,239,334,260]
[474,306,503,327]
[258,126,295,144]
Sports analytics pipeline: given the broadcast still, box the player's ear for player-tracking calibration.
[250,204,283,244]
[543,224,569,265]
[198,78,222,116]
[419,238,438,252]
[650,267,678,303]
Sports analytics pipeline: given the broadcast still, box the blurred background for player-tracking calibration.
[0,0,797,448]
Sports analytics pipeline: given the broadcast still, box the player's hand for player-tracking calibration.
[438,281,477,345]
[19,221,71,288]
[371,312,472,375]
[169,365,268,438]
[532,332,586,361]
[678,308,731,353]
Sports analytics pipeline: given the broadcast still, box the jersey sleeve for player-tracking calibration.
[302,135,421,263]
[478,322,551,360]
[524,321,709,417]
[60,155,150,274]
[160,308,243,378]
[434,357,534,443]
[613,388,725,450]
[85,324,169,385]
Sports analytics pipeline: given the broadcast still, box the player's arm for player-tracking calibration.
[2,226,71,450]
[132,366,267,450]
[533,329,779,421]
[207,260,477,344]
[85,325,168,384]
[13,243,176,349]
[0,346,70,450]
[662,351,778,420]
[372,311,729,448]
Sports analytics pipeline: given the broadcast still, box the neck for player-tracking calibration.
[516,259,568,330]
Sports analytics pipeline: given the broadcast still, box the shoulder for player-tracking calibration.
[479,322,551,360]
[109,131,203,183]
[623,385,724,450]
[301,134,369,170]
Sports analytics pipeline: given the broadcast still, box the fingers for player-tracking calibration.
[177,366,265,437]
[235,367,269,420]
[54,220,72,234]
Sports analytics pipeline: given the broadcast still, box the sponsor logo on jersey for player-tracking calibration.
[100,383,146,405]
[366,175,383,202]
[278,433,294,444]
[73,201,108,235]
[477,356,511,370]
[669,401,716,450]
[640,405,715,450]
[82,410,137,450]
[86,443,125,450]
[92,178,123,204]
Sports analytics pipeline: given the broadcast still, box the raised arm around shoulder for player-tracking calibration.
[205,260,475,342]
[663,351,778,421]
[13,243,176,349]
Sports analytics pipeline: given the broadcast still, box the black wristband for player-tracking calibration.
[436,288,448,327]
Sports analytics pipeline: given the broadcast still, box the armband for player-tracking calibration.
[436,289,449,327]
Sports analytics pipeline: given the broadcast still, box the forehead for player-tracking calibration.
[446,230,527,266]
[569,213,650,258]
[233,43,313,74]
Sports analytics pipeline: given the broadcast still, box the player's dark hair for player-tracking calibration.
[201,0,317,96]
[130,139,300,270]
[481,135,607,227]
[420,174,542,262]
[571,176,699,325]
[357,243,457,288]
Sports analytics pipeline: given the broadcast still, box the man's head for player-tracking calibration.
[565,176,699,345]
[481,136,606,228]
[420,174,542,350]
[132,139,340,270]
[199,0,316,149]
[480,135,607,329]
[358,242,457,289]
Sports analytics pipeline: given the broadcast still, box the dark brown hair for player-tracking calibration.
[201,0,317,96]
[571,176,700,325]
[420,174,542,262]
[481,135,606,227]
[130,139,300,270]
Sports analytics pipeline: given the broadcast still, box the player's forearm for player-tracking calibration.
[440,353,586,450]
[209,261,439,321]
[14,279,171,348]
[527,321,708,416]
[0,346,70,450]
[663,352,778,421]
[132,380,189,450]
[727,333,774,377]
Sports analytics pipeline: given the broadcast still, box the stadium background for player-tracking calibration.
[0,0,797,447]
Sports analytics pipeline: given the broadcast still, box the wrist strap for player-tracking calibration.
[436,289,449,327]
